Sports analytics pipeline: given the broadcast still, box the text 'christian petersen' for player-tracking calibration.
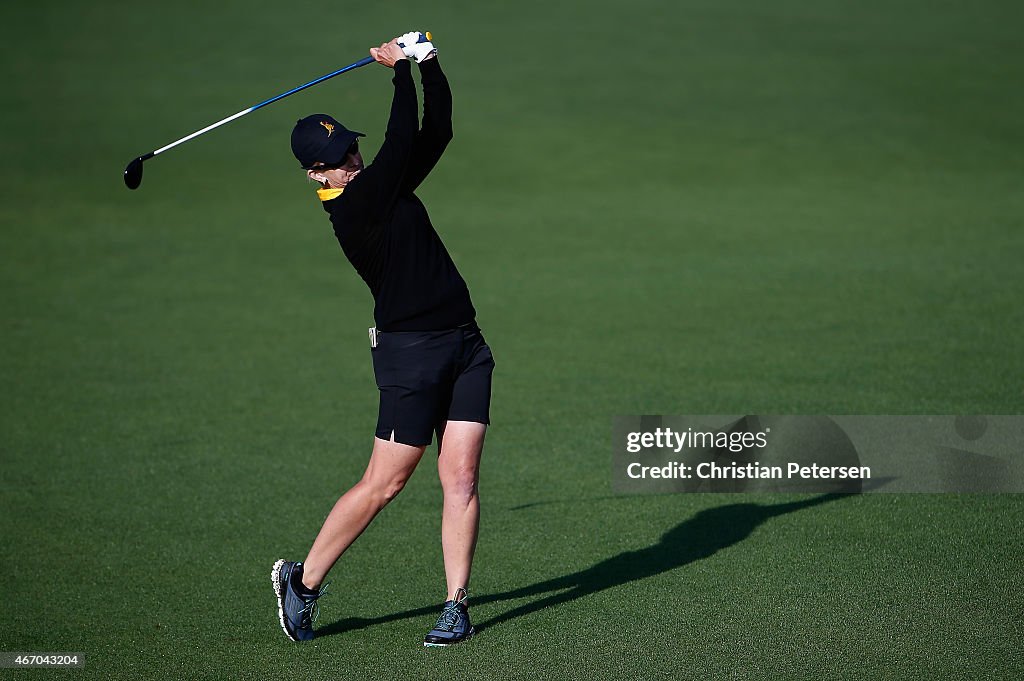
[626,461,871,480]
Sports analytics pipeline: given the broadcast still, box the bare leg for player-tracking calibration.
[301,436,426,589]
[436,421,487,600]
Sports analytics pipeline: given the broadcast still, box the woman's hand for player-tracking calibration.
[369,39,406,68]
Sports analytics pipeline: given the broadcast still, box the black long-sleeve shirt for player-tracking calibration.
[319,58,476,332]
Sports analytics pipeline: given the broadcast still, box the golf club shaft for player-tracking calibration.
[148,56,375,158]
[126,33,431,189]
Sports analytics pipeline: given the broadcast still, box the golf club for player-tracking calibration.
[124,32,431,190]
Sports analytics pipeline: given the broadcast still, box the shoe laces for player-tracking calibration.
[433,587,469,633]
[299,582,330,628]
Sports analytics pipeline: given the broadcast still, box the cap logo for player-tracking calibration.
[320,121,334,136]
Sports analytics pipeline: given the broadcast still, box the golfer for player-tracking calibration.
[272,33,493,646]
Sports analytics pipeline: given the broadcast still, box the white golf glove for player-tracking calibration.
[397,31,436,63]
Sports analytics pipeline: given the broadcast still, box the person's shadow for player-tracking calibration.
[318,493,846,637]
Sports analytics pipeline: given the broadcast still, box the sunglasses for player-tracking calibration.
[310,140,359,171]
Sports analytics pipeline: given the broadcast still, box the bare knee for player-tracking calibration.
[360,474,410,506]
[441,467,479,504]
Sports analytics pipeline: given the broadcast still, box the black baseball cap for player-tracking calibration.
[291,114,364,169]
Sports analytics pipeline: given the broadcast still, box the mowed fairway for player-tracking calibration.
[2,1,1023,679]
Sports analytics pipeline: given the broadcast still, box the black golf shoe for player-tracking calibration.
[423,588,475,647]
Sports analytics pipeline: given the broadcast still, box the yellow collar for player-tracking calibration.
[317,187,345,202]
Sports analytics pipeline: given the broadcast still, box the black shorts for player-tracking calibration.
[371,323,495,447]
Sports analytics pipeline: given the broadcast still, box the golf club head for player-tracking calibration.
[124,156,145,189]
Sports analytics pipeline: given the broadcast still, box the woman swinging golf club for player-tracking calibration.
[272,33,494,646]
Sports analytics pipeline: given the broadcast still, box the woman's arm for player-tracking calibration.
[400,57,454,193]
[345,41,418,217]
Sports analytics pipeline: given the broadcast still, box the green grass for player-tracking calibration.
[2,1,1023,678]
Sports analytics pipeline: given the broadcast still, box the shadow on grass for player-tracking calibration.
[317,493,847,638]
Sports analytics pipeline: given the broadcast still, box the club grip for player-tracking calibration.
[398,31,432,48]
